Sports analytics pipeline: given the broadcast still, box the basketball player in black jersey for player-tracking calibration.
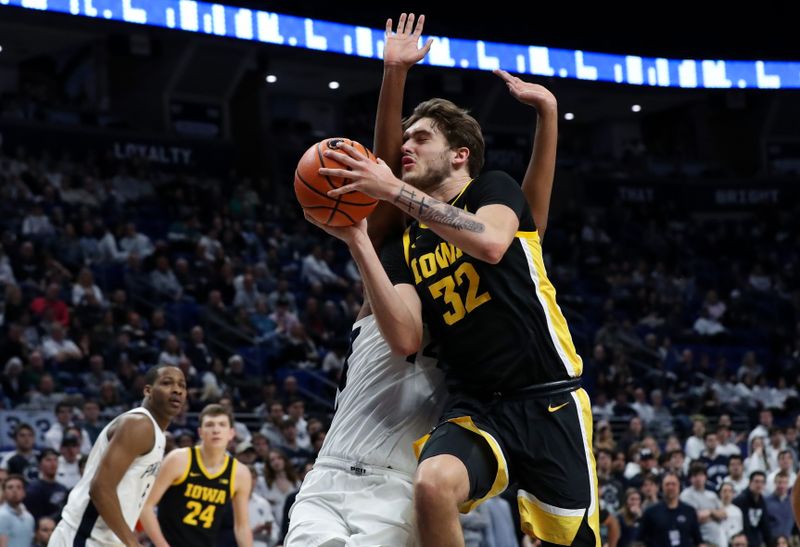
[140,404,253,547]
[307,68,598,546]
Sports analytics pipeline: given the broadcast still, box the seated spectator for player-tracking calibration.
[744,436,770,477]
[718,481,743,546]
[2,357,29,406]
[26,374,65,412]
[80,399,106,444]
[23,448,68,521]
[301,244,345,290]
[80,354,121,398]
[724,455,748,495]
[149,255,183,301]
[0,474,35,546]
[71,267,104,306]
[234,272,262,313]
[617,488,643,547]
[684,417,707,462]
[698,430,730,489]
[21,203,55,237]
[267,278,297,314]
[185,325,214,371]
[30,283,69,327]
[766,450,796,495]
[0,423,39,482]
[764,471,792,540]
[40,323,82,364]
[55,432,82,489]
[32,516,55,547]
[639,472,703,547]
[733,471,772,547]
[158,334,186,367]
[119,222,154,258]
[679,463,726,546]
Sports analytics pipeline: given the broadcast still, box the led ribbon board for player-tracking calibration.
[3,0,799,89]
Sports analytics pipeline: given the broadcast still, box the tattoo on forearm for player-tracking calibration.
[394,185,485,233]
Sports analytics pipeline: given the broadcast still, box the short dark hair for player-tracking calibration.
[749,470,766,482]
[199,403,233,428]
[38,448,59,462]
[689,462,708,477]
[728,454,743,464]
[402,98,485,177]
[3,474,26,489]
[55,401,71,413]
[144,364,174,385]
[13,423,34,438]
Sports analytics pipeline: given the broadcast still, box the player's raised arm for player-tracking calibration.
[89,415,156,547]
[494,69,558,239]
[140,448,191,547]
[367,12,433,249]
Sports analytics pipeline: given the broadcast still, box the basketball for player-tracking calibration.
[294,137,379,227]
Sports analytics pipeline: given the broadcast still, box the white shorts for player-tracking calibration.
[49,521,123,547]
[284,456,417,547]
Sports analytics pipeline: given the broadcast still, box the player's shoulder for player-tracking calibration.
[474,170,518,186]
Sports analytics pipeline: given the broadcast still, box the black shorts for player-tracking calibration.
[415,385,600,546]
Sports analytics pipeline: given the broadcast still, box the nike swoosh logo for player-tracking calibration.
[189,472,201,477]
[548,402,570,413]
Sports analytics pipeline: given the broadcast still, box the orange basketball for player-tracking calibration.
[294,138,379,227]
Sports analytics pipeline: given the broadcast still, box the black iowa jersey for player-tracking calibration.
[383,170,583,392]
[158,446,237,547]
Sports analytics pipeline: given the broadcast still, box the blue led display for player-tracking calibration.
[2,0,798,89]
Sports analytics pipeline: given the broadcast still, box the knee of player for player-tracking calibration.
[414,456,469,505]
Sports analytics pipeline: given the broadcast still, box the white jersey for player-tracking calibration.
[57,407,165,545]
[318,315,446,476]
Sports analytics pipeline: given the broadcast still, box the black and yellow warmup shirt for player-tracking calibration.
[383,171,583,392]
[158,446,238,547]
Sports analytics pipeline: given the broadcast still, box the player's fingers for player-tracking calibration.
[338,143,368,161]
[323,149,359,167]
[318,168,356,179]
[413,14,425,37]
[405,13,415,35]
[397,13,407,34]
[385,18,392,37]
[327,183,361,197]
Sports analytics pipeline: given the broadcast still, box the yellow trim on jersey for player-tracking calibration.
[173,448,192,485]
[516,230,583,377]
[195,446,230,480]
[517,489,585,545]
[412,416,509,514]
[402,227,412,266]
[574,388,601,545]
[229,458,238,498]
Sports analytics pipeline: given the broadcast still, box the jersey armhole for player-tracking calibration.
[172,448,192,485]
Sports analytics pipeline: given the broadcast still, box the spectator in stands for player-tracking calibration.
[13,241,44,287]
[54,432,81,489]
[40,323,81,364]
[301,244,345,290]
[276,418,313,471]
[21,203,55,238]
[80,354,120,398]
[263,449,300,532]
[223,354,260,404]
[685,417,706,462]
[766,449,796,494]
[157,334,186,367]
[616,488,642,547]
[739,352,764,384]
[679,462,726,546]
[71,267,104,306]
[30,283,69,327]
[765,470,792,540]
[32,516,56,547]
[285,397,310,450]
[1,356,29,406]
[23,448,68,520]
[80,398,106,444]
[745,436,770,477]
[26,373,64,411]
[715,422,741,457]
[765,427,787,471]
[149,255,183,301]
[639,472,704,547]
[119,222,154,258]
[618,416,645,454]
[98,379,126,417]
[0,423,39,482]
[259,401,285,448]
[44,402,91,454]
[724,455,748,495]
[733,471,772,547]
[0,474,35,547]
[185,325,214,372]
[267,278,297,315]
[627,448,660,490]
[640,473,661,511]
[718,482,743,546]
[96,222,125,262]
[234,272,262,314]
[699,430,730,489]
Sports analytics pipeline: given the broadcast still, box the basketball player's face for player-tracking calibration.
[198,415,235,449]
[147,367,187,417]
[401,118,455,191]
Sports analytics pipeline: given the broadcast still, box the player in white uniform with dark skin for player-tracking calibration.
[286,12,560,547]
[49,365,187,547]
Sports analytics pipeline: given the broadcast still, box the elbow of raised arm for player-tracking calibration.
[387,329,422,357]
[482,240,510,265]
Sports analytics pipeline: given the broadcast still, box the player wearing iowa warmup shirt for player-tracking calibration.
[140,404,253,547]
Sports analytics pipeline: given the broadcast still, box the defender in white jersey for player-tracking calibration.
[50,365,187,547]
[285,314,445,546]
